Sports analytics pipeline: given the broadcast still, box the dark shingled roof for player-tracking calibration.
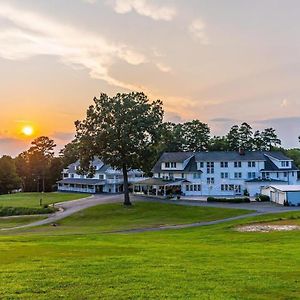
[58,178,106,185]
[152,151,299,173]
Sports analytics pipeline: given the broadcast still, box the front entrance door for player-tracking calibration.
[95,185,103,193]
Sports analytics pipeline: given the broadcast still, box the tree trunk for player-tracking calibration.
[122,163,131,206]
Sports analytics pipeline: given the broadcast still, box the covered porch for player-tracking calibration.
[57,178,106,194]
[132,178,189,198]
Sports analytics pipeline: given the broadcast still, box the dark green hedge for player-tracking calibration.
[0,206,56,216]
[255,194,270,202]
[207,197,250,203]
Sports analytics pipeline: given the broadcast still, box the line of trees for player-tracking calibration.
[0,92,299,200]
[158,121,282,153]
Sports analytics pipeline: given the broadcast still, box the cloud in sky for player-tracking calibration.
[189,18,209,44]
[110,0,177,21]
[155,62,171,73]
[0,2,149,91]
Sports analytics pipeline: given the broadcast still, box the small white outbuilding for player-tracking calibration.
[261,185,300,206]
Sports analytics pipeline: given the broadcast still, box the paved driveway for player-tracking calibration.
[1,194,122,231]
[133,195,300,213]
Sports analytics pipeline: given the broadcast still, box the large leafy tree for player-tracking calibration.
[0,156,21,194]
[15,137,57,192]
[59,139,79,168]
[208,136,229,151]
[182,120,210,151]
[156,122,184,153]
[75,92,164,205]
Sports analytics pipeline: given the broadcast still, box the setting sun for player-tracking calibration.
[22,126,34,136]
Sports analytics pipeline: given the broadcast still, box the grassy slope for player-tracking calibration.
[8,202,250,235]
[0,192,90,208]
[0,216,45,229]
[0,204,299,299]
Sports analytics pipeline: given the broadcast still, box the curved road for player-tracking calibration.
[1,194,122,231]
[1,194,300,232]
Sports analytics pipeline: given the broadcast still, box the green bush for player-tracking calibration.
[207,197,250,203]
[243,189,250,196]
[0,206,56,216]
[255,194,270,202]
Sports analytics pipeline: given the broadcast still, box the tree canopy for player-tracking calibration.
[75,92,164,205]
[0,156,21,194]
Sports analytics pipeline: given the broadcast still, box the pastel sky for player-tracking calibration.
[1,0,300,156]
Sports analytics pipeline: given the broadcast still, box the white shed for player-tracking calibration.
[261,185,300,206]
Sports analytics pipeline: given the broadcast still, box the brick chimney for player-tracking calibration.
[239,148,245,156]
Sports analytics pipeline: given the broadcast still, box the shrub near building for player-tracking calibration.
[207,197,250,203]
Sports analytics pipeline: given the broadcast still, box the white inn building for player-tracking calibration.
[58,158,144,194]
[146,151,299,197]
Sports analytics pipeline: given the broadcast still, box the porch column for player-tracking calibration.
[155,185,158,196]
[163,185,166,197]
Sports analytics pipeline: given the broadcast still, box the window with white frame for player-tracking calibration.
[165,162,177,168]
[199,162,204,168]
[234,172,242,179]
[248,161,256,168]
[220,161,228,168]
[281,161,289,167]
[234,161,242,168]
[207,162,214,174]
[247,172,256,179]
[186,184,201,192]
[221,172,229,179]
[207,177,214,184]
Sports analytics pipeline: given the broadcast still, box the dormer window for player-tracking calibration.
[281,161,289,167]
[165,162,176,168]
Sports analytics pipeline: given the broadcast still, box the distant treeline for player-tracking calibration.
[0,109,299,195]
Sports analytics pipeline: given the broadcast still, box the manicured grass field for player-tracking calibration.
[0,192,90,208]
[0,203,299,299]
[0,216,45,229]
[7,202,250,235]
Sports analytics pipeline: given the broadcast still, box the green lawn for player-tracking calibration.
[9,202,250,235]
[0,203,299,299]
[0,216,45,229]
[0,192,90,208]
